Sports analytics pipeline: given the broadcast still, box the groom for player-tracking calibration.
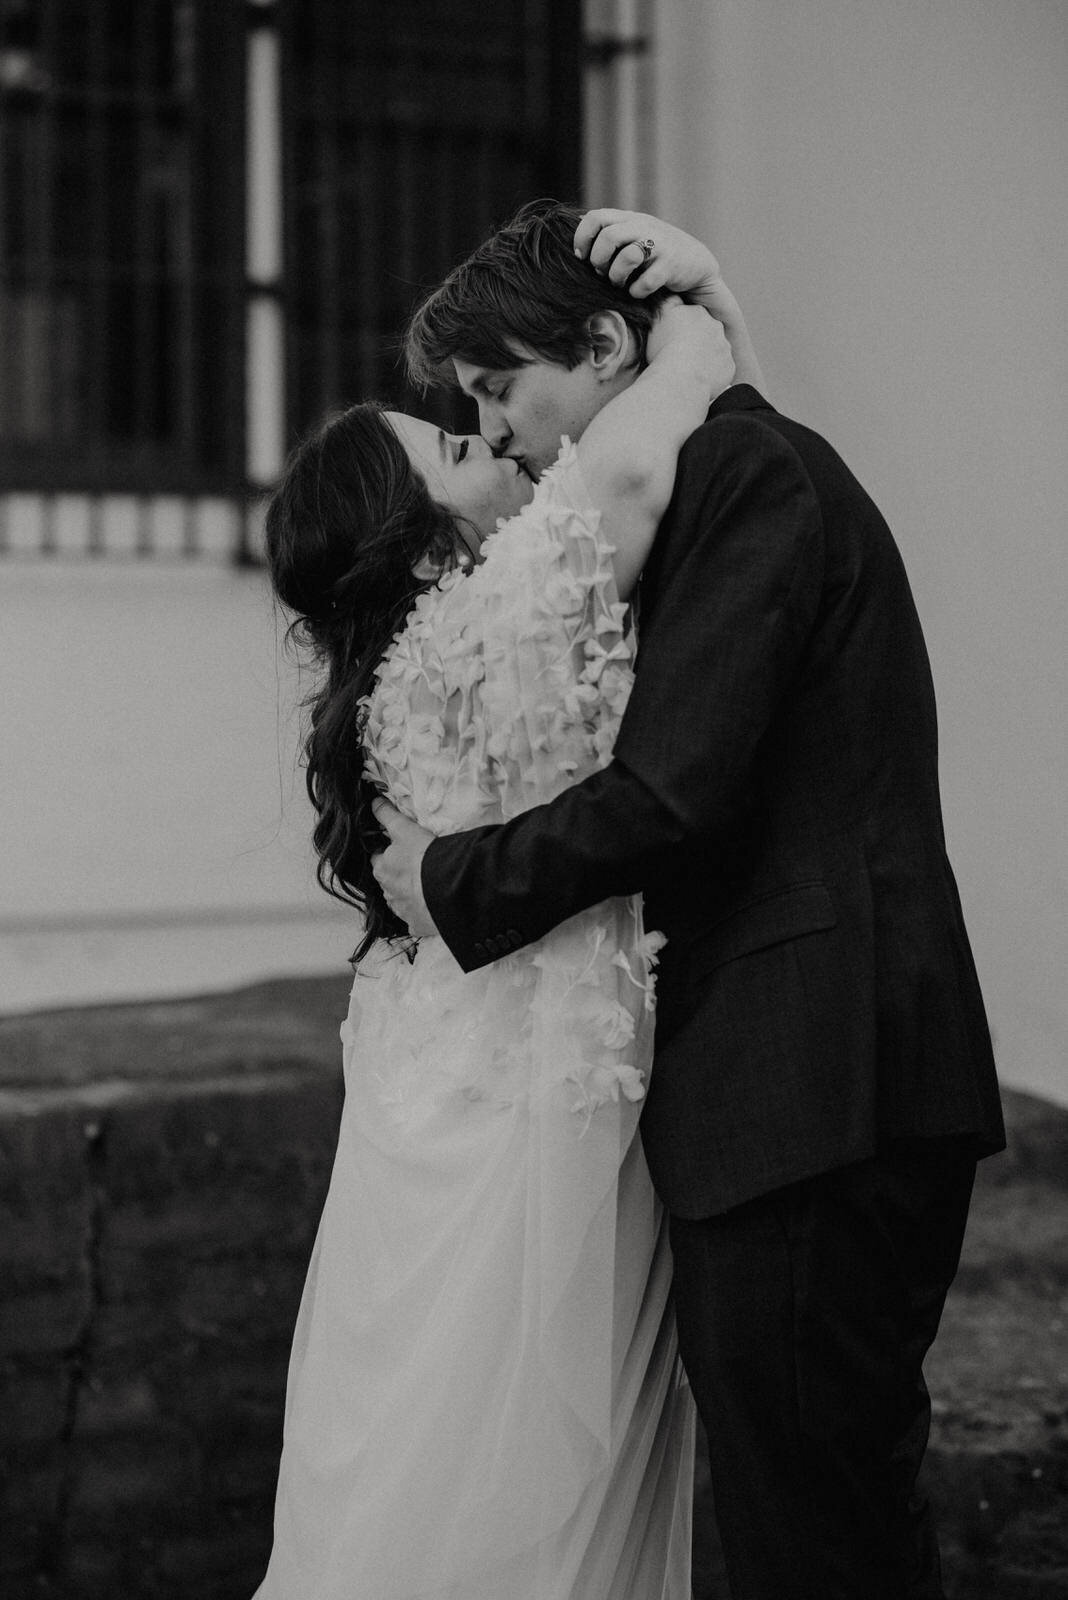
[372,202,1005,1598]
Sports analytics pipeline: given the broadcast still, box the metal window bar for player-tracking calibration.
[0,0,581,559]
[280,0,583,446]
[0,0,246,557]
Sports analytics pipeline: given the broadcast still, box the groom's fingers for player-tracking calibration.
[367,802,437,938]
[372,799,432,858]
[371,796,403,840]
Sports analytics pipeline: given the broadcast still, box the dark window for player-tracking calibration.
[0,0,245,493]
[282,0,583,439]
[0,0,582,507]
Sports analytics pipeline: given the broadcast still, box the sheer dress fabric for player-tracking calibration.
[254,443,694,1600]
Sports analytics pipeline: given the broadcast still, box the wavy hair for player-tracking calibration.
[265,401,466,963]
[405,198,666,390]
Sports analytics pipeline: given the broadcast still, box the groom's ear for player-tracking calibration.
[585,311,637,380]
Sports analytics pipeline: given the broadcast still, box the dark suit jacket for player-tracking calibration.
[421,386,1005,1217]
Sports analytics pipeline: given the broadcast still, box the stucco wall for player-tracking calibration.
[0,561,356,1011]
[652,0,1068,1105]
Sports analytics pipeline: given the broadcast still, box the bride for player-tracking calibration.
[254,223,750,1599]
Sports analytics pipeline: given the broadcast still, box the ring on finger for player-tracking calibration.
[637,238,655,264]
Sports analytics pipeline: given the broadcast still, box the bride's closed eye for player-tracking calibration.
[455,438,469,463]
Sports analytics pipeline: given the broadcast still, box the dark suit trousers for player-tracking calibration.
[669,1137,977,1600]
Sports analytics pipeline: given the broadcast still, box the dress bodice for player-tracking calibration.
[361,441,636,836]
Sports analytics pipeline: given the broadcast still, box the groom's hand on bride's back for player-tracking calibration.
[370,799,438,938]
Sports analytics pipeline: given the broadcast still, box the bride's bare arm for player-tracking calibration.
[575,208,766,393]
[575,299,732,600]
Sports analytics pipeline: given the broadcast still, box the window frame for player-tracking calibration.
[0,0,247,496]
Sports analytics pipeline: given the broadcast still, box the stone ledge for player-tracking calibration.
[1,1027,344,1600]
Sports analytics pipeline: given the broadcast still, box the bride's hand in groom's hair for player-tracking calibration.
[574,208,727,305]
[645,295,704,361]
[646,296,736,397]
[576,208,765,394]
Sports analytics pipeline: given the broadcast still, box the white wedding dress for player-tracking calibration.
[254,444,694,1600]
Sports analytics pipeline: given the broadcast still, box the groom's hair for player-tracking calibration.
[404,198,665,391]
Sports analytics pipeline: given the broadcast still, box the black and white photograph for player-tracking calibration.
[1,4,1065,1597]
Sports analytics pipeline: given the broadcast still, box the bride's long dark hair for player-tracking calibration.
[265,401,466,962]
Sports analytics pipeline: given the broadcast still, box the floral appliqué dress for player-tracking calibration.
[255,444,695,1600]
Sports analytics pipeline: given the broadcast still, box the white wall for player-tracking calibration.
[0,561,356,1012]
[652,0,1068,1105]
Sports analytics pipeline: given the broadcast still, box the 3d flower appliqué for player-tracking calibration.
[357,435,662,1126]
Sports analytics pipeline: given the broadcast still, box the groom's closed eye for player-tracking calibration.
[471,376,511,402]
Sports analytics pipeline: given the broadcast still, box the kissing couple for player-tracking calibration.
[254,200,1004,1600]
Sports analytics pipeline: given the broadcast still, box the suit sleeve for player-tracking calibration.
[422,415,825,971]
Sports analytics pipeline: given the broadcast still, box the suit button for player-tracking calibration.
[473,941,487,958]
[506,928,523,949]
